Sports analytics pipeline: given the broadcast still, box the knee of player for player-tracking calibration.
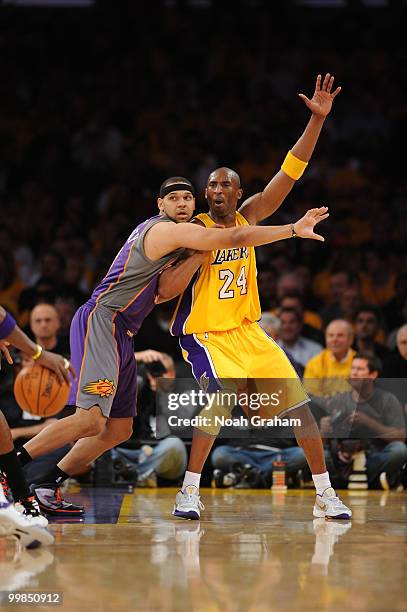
[105,419,133,446]
[116,422,134,445]
[76,407,106,436]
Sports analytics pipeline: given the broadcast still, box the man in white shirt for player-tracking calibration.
[277,307,322,369]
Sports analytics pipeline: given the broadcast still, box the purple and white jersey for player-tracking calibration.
[89,215,181,334]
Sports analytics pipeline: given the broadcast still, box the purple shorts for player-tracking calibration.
[68,301,137,418]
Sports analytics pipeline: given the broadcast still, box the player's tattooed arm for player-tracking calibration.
[239,73,341,225]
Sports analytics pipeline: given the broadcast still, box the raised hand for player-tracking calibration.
[293,206,329,241]
[299,73,341,117]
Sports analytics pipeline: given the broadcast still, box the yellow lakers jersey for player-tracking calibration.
[170,212,261,335]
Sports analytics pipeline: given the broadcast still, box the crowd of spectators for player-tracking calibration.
[0,3,406,490]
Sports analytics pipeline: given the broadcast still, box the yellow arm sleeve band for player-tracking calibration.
[281,150,308,180]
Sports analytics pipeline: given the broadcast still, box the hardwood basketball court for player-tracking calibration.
[1,487,406,611]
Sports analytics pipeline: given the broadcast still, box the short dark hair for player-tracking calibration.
[279,291,304,307]
[355,305,380,321]
[159,176,193,193]
[353,352,382,374]
[279,307,302,324]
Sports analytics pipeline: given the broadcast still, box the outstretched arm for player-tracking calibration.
[152,206,329,304]
[145,207,328,258]
[239,73,341,225]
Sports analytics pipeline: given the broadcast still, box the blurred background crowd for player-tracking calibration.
[0,1,406,490]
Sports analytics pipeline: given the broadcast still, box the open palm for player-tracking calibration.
[299,74,341,117]
[294,207,329,241]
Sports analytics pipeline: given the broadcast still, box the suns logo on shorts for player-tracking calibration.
[83,379,116,398]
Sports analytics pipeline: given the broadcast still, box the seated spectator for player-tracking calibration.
[337,286,363,325]
[277,307,322,370]
[383,325,407,379]
[314,269,350,310]
[353,305,390,362]
[386,297,407,351]
[30,303,69,356]
[257,264,277,311]
[276,292,324,345]
[258,311,280,340]
[116,350,187,487]
[294,264,322,311]
[304,319,355,398]
[321,353,407,489]
[276,274,323,331]
[320,275,363,327]
[382,325,407,420]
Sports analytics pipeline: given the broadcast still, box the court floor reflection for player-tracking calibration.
[1,489,406,611]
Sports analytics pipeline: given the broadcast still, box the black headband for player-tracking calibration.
[159,183,195,198]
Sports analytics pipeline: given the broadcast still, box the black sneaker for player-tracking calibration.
[15,496,49,527]
[235,465,266,489]
[30,484,84,516]
[0,471,13,503]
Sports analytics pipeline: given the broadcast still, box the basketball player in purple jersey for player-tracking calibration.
[13,177,328,515]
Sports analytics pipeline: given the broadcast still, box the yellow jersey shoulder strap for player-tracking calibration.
[193,213,214,228]
[194,211,249,228]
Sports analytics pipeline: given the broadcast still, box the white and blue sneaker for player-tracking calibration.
[172,486,204,520]
[313,487,352,520]
[0,501,54,548]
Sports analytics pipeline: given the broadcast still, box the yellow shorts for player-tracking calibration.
[179,322,309,434]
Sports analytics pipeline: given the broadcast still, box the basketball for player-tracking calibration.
[13,363,71,417]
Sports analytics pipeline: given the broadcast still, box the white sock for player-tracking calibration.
[312,472,332,495]
[182,471,201,491]
[0,485,7,504]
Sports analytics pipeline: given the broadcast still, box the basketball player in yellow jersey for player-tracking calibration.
[160,73,352,520]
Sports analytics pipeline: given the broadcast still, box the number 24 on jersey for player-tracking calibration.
[218,267,247,299]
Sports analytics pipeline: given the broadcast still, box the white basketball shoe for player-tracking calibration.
[0,501,54,548]
[172,486,204,520]
[313,487,352,520]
